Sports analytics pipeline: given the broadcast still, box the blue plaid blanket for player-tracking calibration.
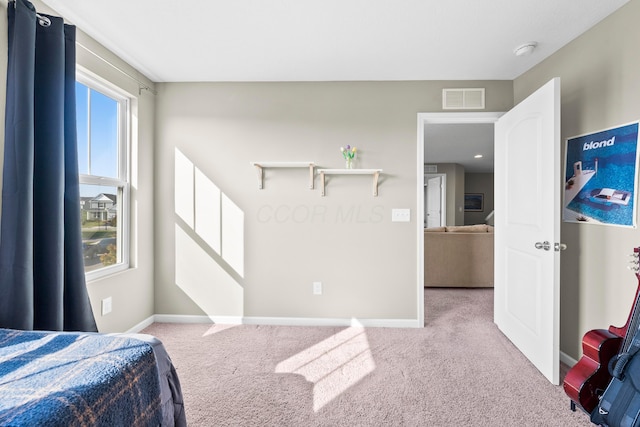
[0,328,163,426]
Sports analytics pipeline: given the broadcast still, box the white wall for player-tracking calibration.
[514,0,640,359]
[0,0,157,333]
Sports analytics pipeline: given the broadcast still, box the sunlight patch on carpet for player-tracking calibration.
[202,324,238,336]
[275,327,375,411]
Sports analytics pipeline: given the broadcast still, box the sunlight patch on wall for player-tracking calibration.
[195,168,221,255]
[174,147,244,277]
[174,149,194,228]
[275,327,375,412]
[175,225,243,316]
[173,147,245,316]
[221,194,244,277]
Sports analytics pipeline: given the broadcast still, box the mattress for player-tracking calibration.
[0,328,186,426]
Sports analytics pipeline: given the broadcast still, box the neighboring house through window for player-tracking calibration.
[85,193,116,221]
[76,71,130,279]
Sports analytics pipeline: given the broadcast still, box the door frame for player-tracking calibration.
[424,173,446,228]
[416,112,504,327]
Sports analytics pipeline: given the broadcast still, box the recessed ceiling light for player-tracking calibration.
[474,154,483,158]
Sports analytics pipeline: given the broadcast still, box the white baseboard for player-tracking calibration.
[153,314,241,324]
[243,316,420,328]
[126,316,155,333]
[154,314,212,324]
[560,350,578,367]
[128,315,580,366]
[150,314,421,329]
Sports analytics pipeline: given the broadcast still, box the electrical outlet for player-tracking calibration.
[102,297,112,315]
[391,208,410,222]
[313,281,322,295]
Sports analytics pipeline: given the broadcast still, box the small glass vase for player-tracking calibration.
[346,158,353,169]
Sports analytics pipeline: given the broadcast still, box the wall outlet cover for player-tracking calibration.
[313,281,322,295]
[102,297,112,315]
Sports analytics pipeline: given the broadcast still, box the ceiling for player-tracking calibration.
[41,0,628,83]
[39,0,629,172]
[425,123,495,173]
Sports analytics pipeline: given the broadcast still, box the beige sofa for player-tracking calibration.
[424,224,494,287]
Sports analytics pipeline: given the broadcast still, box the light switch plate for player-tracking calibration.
[392,209,410,222]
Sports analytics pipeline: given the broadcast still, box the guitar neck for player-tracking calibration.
[610,248,640,352]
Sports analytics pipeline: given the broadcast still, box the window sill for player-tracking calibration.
[85,263,130,283]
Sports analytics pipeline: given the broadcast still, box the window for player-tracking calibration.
[76,72,130,280]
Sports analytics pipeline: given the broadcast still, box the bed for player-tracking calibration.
[0,328,186,426]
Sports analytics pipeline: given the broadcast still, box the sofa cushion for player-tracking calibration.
[425,226,447,232]
[445,224,488,233]
[424,230,494,287]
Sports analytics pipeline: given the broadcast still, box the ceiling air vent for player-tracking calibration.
[424,165,438,173]
[442,88,485,110]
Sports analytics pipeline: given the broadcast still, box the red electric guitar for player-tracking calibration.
[563,247,640,414]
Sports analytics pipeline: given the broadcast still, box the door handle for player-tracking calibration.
[535,241,551,251]
[555,243,567,252]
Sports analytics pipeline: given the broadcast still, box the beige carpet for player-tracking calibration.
[143,288,592,426]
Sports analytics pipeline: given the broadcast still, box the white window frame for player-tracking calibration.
[76,69,131,281]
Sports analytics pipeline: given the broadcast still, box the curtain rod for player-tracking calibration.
[7,1,156,96]
[76,42,157,96]
[10,0,51,27]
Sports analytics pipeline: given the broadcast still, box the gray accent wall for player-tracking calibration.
[515,0,640,360]
[464,173,494,226]
[153,81,513,322]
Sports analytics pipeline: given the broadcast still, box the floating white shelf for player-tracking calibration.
[316,168,383,197]
[250,162,315,190]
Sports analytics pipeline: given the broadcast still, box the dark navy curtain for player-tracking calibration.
[0,0,97,331]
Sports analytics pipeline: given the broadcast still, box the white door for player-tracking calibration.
[494,78,561,384]
[426,175,443,228]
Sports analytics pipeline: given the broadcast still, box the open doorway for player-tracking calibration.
[418,80,562,384]
[415,112,503,327]
[424,174,446,228]
[423,121,495,227]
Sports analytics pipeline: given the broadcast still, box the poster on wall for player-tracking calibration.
[563,121,640,227]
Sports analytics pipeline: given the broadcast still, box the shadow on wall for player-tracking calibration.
[174,148,244,318]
